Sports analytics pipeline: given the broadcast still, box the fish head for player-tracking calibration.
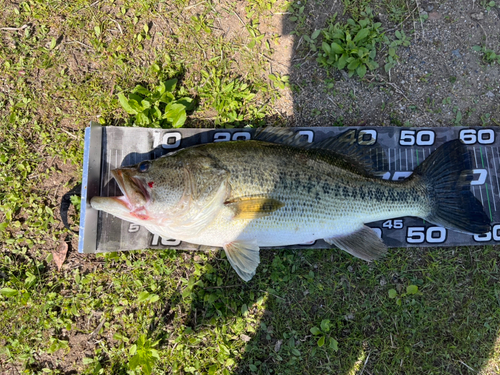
[91,156,187,222]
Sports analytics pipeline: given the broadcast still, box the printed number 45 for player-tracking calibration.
[383,219,403,229]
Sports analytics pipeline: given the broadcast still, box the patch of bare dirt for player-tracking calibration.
[268,0,500,127]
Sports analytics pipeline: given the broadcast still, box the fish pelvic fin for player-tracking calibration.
[413,139,491,234]
[225,196,284,220]
[325,225,387,261]
[223,241,260,282]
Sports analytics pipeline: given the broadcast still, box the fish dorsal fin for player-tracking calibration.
[253,127,310,148]
[225,196,284,219]
[223,241,260,281]
[324,225,387,261]
[312,130,388,176]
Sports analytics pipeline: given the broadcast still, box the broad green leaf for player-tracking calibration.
[311,29,321,40]
[317,335,325,347]
[0,287,18,297]
[159,91,175,104]
[155,82,166,96]
[165,103,187,128]
[49,37,56,50]
[118,93,138,115]
[310,326,322,335]
[329,337,339,351]
[353,28,370,42]
[133,84,151,96]
[241,304,248,316]
[395,30,402,39]
[151,63,161,72]
[164,78,177,93]
[128,99,145,113]
[137,291,151,302]
[94,25,101,37]
[135,111,150,126]
[82,357,95,365]
[407,285,419,295]
[320,319,331,333]
[337,54,348,69]
[388,289,397,298]
[140,99,152,109]
[357,64,367,78]
[389,47,396,57]
[322,42,331,55]
[330,42,344,54]
[347,59,361,71]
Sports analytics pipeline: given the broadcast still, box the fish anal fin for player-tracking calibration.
[325,225,387,261]
[223,241,260,282]
[225,196,284,220]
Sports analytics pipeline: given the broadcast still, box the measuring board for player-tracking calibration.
[78,124,500,253]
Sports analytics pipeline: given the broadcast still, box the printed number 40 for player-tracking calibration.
[383,219,403,229]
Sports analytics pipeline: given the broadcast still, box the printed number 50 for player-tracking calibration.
[406,226,446,244]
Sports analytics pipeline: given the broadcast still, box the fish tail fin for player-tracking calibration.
[413,139,490,234]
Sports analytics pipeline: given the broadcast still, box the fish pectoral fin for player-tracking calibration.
[325,225,387,261]
[223,241,260,282]
[225,196,284,220]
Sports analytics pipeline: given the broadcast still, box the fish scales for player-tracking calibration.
[176,141,429,247]
[91,130,490,281]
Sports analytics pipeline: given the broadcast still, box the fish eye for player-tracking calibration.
[138,161,151,173]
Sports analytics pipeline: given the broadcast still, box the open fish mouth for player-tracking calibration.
[111,168,149,211]
[90,169,150,220]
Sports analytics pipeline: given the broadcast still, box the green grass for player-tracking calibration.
[1,0,500,374]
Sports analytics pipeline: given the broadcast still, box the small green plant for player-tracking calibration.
[70,195,81,212]
[310,319,339,350]
[118,79,194,128]
[383,0,412,23]
[452,106,463,126]
[288,0,308,35]
[481,113,492,125]
[388,284,420,306]
[481,0,497,11]
[341,0,372,20]
[317,9,384,78]
[472,45,500,65]
[199,69,263,125]
[128,335,160,375]
[384,29,411,72]
[269,73,290,89]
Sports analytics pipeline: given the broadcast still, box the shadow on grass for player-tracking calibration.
[154,243,500,374]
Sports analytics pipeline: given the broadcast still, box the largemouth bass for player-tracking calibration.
[91,129,490,281]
